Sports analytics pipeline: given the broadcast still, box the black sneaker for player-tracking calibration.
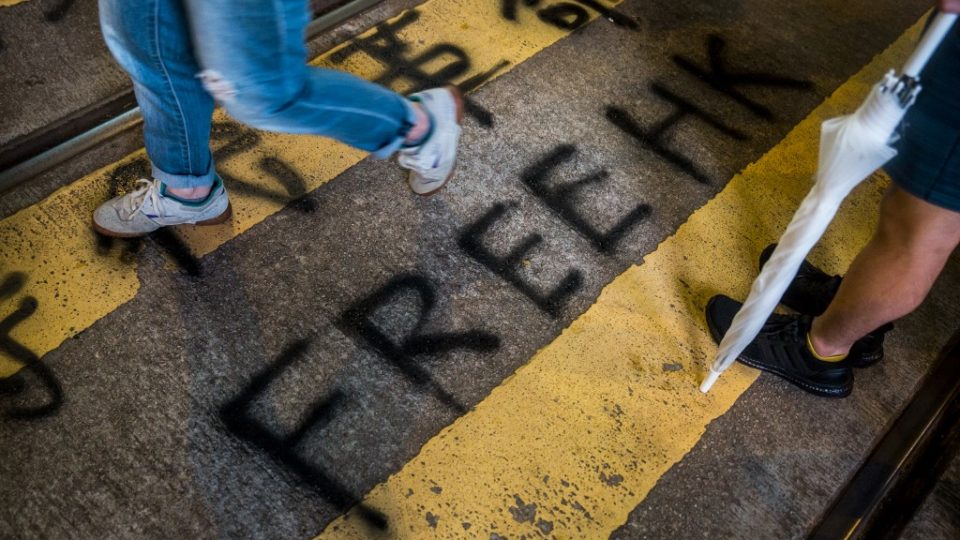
[706,295,853,398]
[759,244,892,368]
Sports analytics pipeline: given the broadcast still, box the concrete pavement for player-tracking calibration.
[1,0,957,538]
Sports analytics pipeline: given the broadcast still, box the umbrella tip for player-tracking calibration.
[700,369,721,393]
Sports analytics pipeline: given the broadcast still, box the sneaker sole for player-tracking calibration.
[705,297,852,398]
[196,202,233,226]
[411,85,465,197]
[849,349,883,368]
[92,202,233,239]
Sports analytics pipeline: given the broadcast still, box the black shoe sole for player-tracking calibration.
[848,341,885,368]
[705,297,853,398]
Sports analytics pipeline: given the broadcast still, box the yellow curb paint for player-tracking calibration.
[0,1,28,7]
[316,18,926,540]
[0,0,622,375]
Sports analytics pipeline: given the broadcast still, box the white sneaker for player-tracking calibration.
[92,176,231,238]
[398,86,464,196]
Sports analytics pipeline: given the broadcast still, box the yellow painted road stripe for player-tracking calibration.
[0,0,623,376]
[316,19,925,540]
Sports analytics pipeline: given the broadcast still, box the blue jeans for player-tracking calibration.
[99,0,417,189]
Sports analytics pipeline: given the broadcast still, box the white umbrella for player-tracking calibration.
[701,12,958,394]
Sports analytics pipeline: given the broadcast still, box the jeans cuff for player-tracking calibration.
[152,160,218,189]
[370,99,418,159]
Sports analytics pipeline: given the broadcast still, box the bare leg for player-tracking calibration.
[810,186,960,356]
[403,103,431,145]
[166,185,214,199]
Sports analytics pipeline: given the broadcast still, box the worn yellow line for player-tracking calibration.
[316,18,926,540]
[0,0,618,376]
[0,1,28,7]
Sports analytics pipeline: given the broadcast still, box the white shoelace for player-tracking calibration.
[118,178,162,220]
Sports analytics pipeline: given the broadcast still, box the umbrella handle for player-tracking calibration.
[902,12,958,77]
[700,368,722,393]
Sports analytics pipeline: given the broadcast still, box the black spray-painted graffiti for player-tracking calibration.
[607,34,813,184]
[222,273,500,529]
[457,143,652,318]
[95,233,143,267]
[338,274,500,414]
[44,0,77,22]
[672,35,814,121]
[0,271,63,419]
[211,121,319,213]
[220,341,389,529]
[101,122,316,217]
[503,0,638,31]
[329,10,510,128]
[173,24,814,531]
[606,84,747,185]
[522,145,651,254]
[0,1,75,58]
[458,33,812,318]
[459,203,583,318]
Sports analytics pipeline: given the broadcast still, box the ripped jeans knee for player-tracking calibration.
[197,69,238,105]
[197,69,305,131]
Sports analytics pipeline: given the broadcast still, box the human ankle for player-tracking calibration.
[807,330,849,362]
[403,102,432,147]
[166,184,212,202]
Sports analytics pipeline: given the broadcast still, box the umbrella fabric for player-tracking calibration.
[700,83,906,393]
[701,13,957,394]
